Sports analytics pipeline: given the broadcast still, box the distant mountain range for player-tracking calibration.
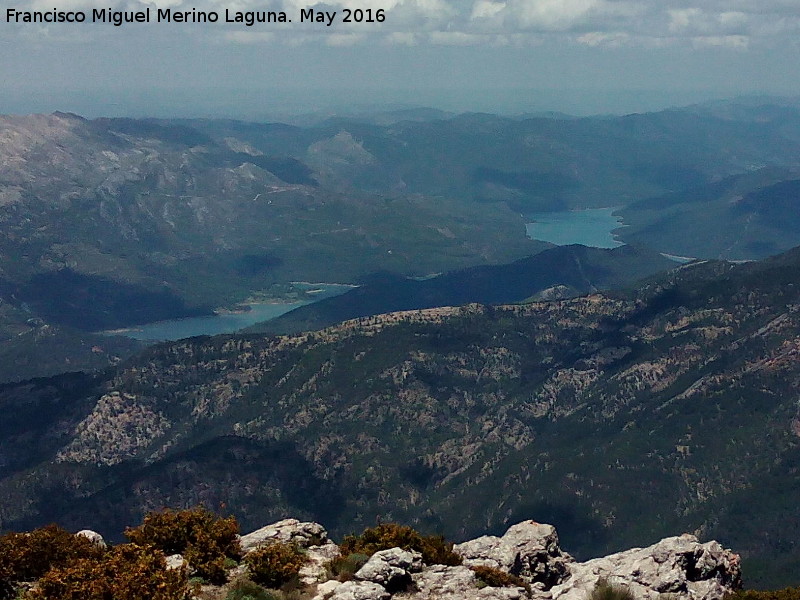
[4,101,800,381]
[2,246,800,588]
[188,105,800,212]
[616,167,800,259]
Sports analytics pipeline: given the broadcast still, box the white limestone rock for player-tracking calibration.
[301,541,342,585]
[408,565,529,600]
[355,547,423,590]
[456,534,518,571]
[239,518,329,553]
[165,553,186,570]
[550,534,741,600]
[75,529,106,548]
[312,580,343,600]
[328,580,390,600]
[455,520,572,588]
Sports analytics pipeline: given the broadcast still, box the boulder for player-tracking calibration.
[455,520,572,588]
[549,534,741,600]
[354,547,423,592]
[312,580,343,600]
[328,580,390,600]
[240,518,329,552]
[75,529,106,548]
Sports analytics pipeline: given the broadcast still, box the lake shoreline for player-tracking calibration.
[99,282,353,342]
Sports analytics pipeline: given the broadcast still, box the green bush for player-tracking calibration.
[725,589,800,600]
[26,543,188,600]
[339,523,462,566]
[244,542,307,590]
[225,578,280,600]
[589,578,635,600]
[327,553,371,582]
[471,565,531,593]
[125,507,240,584]
[0,525,105,599]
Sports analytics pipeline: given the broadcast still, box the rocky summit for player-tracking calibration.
[144,518,741,600]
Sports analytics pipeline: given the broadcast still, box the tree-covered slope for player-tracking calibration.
[616,168,800,259]
[250,244,674,335]
[1,248,800,587]
[0,112,544,380]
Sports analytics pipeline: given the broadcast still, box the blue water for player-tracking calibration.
[526,208,624,248]
[108,283,352,342]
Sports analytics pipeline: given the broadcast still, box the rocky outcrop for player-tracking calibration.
[550,534,741,600]
[47,522,750,600]
[296,519,740,600]
[355,548,423,592]
[239,518,340,585]
[455,520,572,588]
[239,518,328,552]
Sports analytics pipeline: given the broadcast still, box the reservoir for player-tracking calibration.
[526,207,624,248]
[107,283,352,342]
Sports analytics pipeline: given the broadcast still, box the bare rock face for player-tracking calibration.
[301,540,342,585]
[355,548,423,592]
[455,520,572,588]
[409,565,529,600]
[550,534,741,600]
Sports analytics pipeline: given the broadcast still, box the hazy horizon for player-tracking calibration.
[3,1,800,119]
[2,87,798,121]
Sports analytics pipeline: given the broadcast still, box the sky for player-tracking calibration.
[1,0,800,118]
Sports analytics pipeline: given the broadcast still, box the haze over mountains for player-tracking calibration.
[2,98,800,590]
[3,99,800,381]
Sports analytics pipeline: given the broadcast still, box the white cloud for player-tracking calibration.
[3,0,800,48]
[691,34,749,49]
[577,31,630,46]
[428,31,485,45]
[326,32,366,45]
[471,1,505,20]
[384,31,418,44]
[223,30,275,43]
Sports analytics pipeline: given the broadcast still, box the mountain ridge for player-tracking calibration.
[1,246,799,586]
[248,244,674,335]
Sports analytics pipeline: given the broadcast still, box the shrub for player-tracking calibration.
[589,578,636,600]
[327,553,370,582]
[471,565,531,593]
[339,523,462,566]
[225,577,280,600]
[26,543,188,600]
[244,542,307,590]
[0,525,105,599]
[125,507,241,584]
